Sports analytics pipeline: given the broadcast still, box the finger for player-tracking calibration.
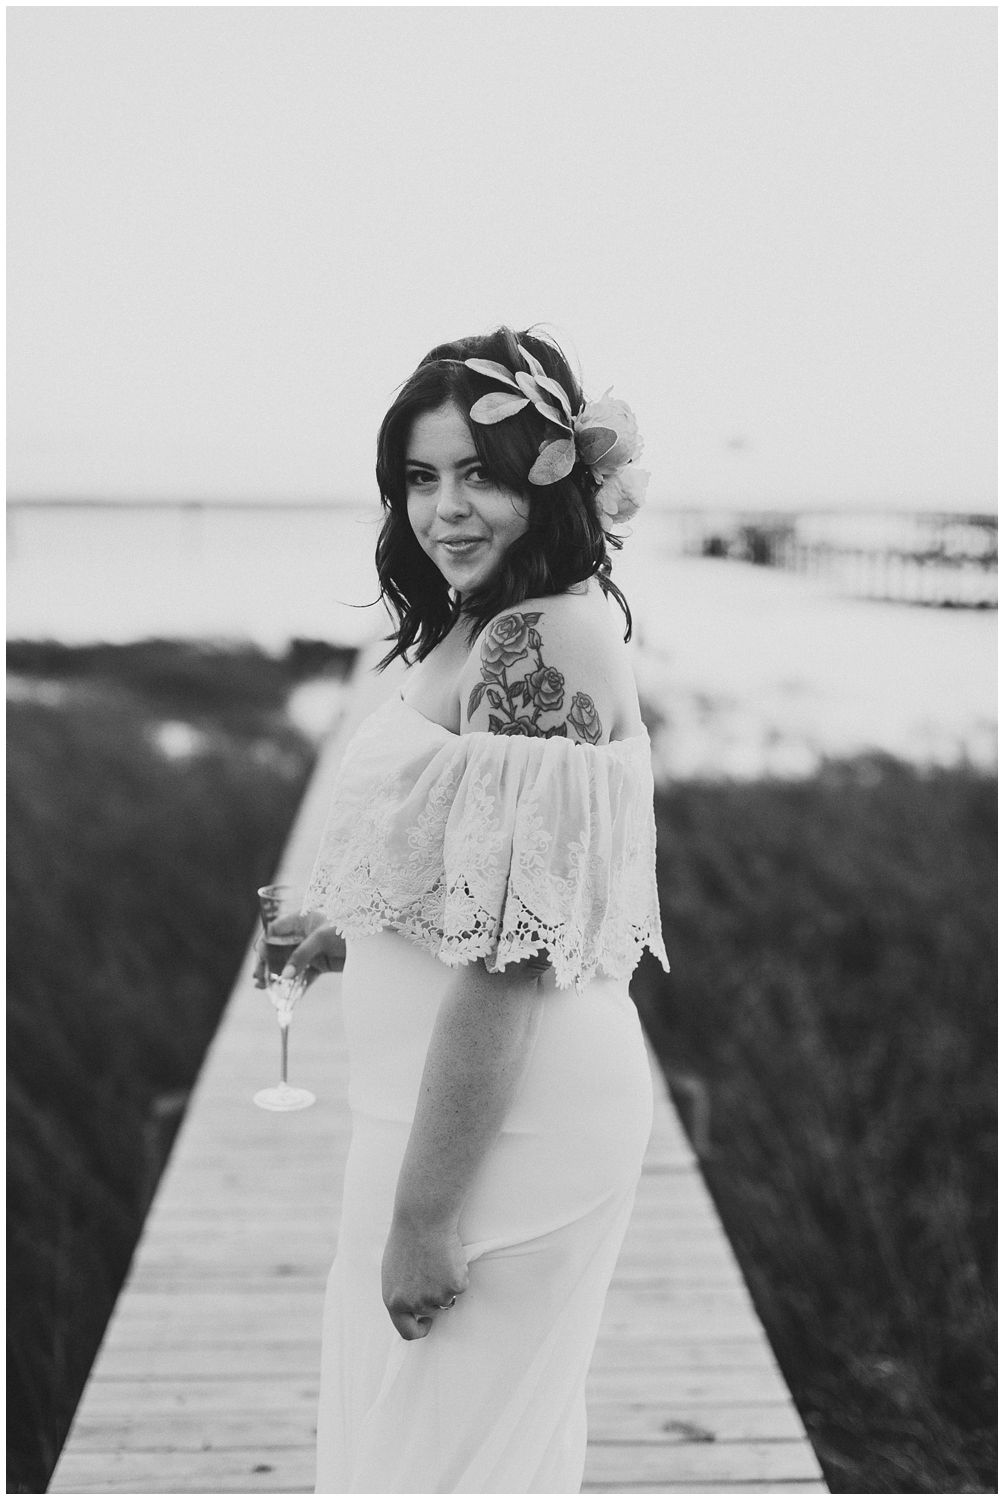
[282,928,345,979]
[390,1309,431,1341]
[269,912,306,936]
[280,929,326,978]
[327,933,347,973]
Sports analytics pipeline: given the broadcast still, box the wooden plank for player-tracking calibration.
[587,1369,794,1405]
[59,1479,829,1499]
[89,1344,325,1379]
[583,1439,825,1485]
[127,1226,335,1249]
[588,1336,778,1369]
[77,1367,796,1415]
[599,1312,773,1340]
[127,1254,336,1275]
[583,1483,829,1495]
[89,1325,317,1361]
[61,1379,319,1414]
[106,1281,758,1315]
[90,1335,781,1381]
[88,1306,766,1348]
[58,1414,318,1452]
[129,1213,341,1231]
[126,1249,335,1274]
[92,1320,777,1361]
[119,1261,757,1294]
[54,1434,828,1494]
[47,1448,316,1493]
[585,1400,806,1443]
[66,1402,805,1456]
[609,1267,758,1288]
[87,1348,790,1392]
[120,1277,330,1295]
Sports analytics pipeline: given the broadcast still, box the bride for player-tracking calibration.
[279,325,668,1493]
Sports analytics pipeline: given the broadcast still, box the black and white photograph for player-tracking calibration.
[7,6,996,1496]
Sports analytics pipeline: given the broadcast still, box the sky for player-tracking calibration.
[6,5,997,511]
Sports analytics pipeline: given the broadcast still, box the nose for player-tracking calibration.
[435,475,471,519]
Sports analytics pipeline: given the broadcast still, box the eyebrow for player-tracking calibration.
[404,452,482,470]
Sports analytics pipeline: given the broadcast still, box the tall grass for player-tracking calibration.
[634,756,996,1493]
[6,639,351,1493]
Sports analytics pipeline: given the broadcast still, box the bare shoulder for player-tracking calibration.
[458,587,640,744]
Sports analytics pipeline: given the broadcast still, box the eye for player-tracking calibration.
[405,467,435,489]
[464,465,491,486]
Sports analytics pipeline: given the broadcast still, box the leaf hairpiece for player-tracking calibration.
[463,349,649,522]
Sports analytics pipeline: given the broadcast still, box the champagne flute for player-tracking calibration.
[253,882,316,1111]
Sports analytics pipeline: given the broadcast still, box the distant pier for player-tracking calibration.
[675,508,998,609]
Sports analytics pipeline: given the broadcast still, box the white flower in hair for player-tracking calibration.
[595,466,650,524]
[576,392,644,475]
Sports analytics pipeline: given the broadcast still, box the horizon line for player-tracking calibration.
[5,496,997,522]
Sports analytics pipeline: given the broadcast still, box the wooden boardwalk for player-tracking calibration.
[50,655,827,1495]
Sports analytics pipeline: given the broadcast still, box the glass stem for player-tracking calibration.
[280,1022,289,1086]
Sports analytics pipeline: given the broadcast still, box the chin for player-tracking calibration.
[453,567,494,593]
[432,555,501,595]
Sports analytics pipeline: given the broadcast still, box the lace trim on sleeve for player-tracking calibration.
[304,698,669,990]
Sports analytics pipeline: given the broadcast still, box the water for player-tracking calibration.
[6,503,384,649]
[617,543,996,780]
[7,502,996,779]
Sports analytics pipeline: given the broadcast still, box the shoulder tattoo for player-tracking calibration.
[466,611,604,743]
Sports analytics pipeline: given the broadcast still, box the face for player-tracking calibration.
[405,402,530,596]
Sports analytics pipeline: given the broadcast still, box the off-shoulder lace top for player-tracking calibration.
[304,694,669,991]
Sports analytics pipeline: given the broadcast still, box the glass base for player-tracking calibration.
[253,1082,316,1112]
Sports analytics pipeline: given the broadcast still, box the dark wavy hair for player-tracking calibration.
[374,325,632,668]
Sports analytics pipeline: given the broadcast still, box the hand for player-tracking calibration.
[381,1213,470,1341]
[253,911,345,988]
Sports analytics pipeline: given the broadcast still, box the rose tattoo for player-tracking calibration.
[467,612,604,742]
[567,691,603,745]
[526,666,565,714]
[481,613,533,669]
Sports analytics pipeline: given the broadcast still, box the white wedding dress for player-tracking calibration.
[305,693,668,1494]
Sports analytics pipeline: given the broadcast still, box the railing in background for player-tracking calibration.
[673,507,998,609]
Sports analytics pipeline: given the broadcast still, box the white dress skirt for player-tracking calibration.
[305,695,669,1494]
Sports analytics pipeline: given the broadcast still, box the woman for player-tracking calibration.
[284,325,668,1493]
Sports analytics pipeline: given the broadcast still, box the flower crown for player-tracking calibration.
[463,344,650,526]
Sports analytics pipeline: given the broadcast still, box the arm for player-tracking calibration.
[382,958,545,1340]
[381,600,625,1336]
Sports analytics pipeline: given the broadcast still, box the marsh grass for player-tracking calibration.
[6,639,351,1493]
[634,757,996,1493]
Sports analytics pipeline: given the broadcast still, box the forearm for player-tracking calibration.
[392,961,543,1230]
